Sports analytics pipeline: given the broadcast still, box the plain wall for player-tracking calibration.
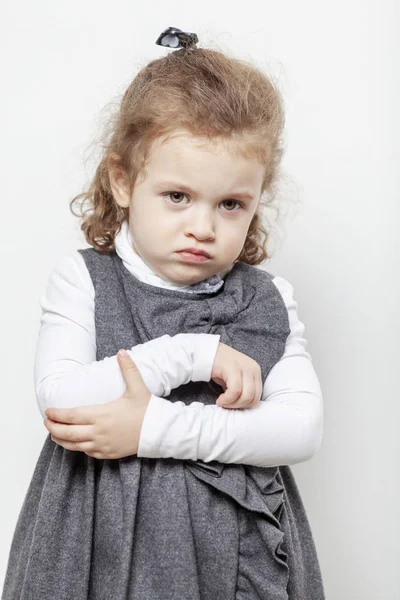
[1,1,398,598]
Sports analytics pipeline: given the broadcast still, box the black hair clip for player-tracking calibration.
[155,26,198,50]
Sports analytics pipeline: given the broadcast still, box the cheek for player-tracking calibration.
[225,218,249,237]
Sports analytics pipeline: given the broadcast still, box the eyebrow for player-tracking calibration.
[155,181,255,201]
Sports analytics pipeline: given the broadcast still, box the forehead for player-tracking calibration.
[144,130,265,186]
[150,129,252,160]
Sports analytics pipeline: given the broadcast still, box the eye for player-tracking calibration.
[163,191,244,212]
[164,191,189,205]
[221,199,244,212]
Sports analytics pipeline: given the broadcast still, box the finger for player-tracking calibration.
[216,368,242,406]
[117,349,143,392]
[247,374,263,408]
[46,419,93,443]
[220,370,256,409]
[50,434,96,454]
[223,369,255,409]
[257,376,263,402]
[45,406,97,425]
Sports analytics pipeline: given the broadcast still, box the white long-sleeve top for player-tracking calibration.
[34,220,323,467]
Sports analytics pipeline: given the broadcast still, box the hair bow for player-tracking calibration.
[155,26,198,50]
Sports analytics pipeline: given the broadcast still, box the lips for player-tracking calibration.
[178,248,211,258]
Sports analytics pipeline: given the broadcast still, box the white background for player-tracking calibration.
[1,1,398,598]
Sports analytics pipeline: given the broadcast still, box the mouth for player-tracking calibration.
[176,251,211,263]
[178,248,212,258]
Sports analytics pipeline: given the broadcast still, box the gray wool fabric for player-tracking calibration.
[2,249,325,600]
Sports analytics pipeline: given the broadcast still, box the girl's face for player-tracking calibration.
[110,129,265,286]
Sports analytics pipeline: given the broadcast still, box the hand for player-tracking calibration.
[43,349,151,459]
[211,343,263,410]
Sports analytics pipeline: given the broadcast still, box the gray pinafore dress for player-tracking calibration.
[2,249,325,600]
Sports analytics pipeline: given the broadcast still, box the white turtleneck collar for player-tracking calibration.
[114,219,234,294]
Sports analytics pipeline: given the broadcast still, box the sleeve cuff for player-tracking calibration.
[192,333,220,382]
[137,393,205,461]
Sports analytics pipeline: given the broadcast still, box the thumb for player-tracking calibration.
[117,349,144,394]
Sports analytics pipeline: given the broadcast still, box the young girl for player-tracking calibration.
[2,26,325,600]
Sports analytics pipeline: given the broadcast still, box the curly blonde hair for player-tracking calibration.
[70,45,287,265]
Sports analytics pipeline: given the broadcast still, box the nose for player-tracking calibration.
[184,208,215,240]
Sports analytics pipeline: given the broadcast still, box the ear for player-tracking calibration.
[108,153,131,209]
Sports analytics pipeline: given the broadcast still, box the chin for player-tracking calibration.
[168,269,206,286]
